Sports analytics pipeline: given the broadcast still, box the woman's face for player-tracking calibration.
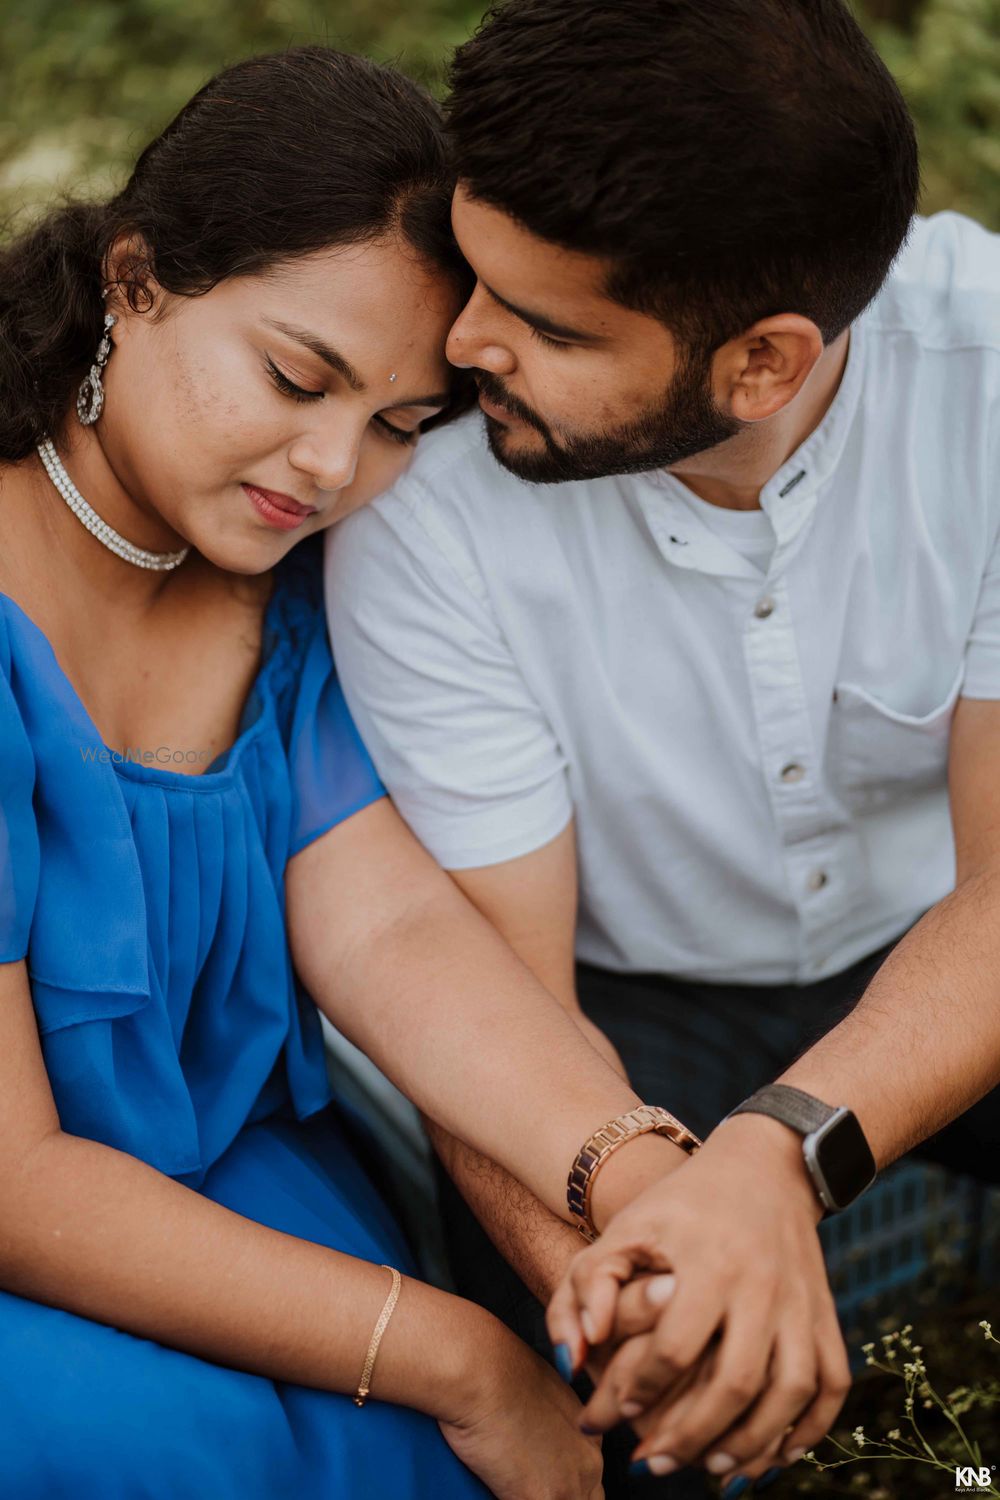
[100,235,460,572]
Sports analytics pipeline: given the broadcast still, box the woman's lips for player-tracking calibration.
[242,483,317,531]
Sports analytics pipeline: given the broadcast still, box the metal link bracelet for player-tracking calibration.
[567,1105,702,1241]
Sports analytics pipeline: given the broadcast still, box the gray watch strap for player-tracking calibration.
[728,1083,835,1137]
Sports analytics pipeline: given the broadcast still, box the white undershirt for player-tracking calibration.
[677,490,777,574]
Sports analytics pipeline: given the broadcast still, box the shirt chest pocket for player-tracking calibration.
[827,663,964,811]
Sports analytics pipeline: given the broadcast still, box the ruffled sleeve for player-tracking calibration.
[269,537,385,857]
[0,612,40,963]
[287,623,385,856]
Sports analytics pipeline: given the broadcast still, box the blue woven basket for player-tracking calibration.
[819,1160,1000,1361]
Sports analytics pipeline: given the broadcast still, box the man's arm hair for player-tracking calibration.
[423,1121,581,1304]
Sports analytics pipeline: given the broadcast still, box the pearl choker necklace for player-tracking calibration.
[36,438,190,572]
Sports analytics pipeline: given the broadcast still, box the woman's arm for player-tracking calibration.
[0,955,494,1417]
[1,955,607,1498]
[286,798,685,1222]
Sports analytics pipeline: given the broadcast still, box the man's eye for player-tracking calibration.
[266,356,324,402]
[528,325,573,351]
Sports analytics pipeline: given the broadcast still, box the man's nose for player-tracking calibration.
[447,295,516,377]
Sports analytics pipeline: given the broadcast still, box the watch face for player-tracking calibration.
[812,1109,877,1210]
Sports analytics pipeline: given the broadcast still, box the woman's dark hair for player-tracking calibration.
[448,0,920,356]
[0,46,470,462]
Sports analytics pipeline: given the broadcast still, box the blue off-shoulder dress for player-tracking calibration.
[0,537,489,1500]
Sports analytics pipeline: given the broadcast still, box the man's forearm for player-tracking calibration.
[426,1120,581,1303]
[424,1011,626,1307]
[774,867,1000,1166]
[427,1118,690,1304]
[423,1008,671,1304]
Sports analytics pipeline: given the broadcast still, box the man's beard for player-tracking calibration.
[475,349,741,484]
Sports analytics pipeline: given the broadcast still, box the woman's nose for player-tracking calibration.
[288,433,360,493]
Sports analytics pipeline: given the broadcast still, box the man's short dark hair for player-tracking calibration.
[447,0,920,352]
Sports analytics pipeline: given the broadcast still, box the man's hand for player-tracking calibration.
[547,1114,852,1486]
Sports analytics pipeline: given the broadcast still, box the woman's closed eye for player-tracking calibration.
[266,355,324,403]
[266,356,422,445]
[371,415,420,446]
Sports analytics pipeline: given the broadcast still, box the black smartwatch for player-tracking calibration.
[726,1084,877,1213]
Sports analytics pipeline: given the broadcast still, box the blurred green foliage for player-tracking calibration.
[865,0,1000,226]
[0,0,483,221]
[1,0,998,228]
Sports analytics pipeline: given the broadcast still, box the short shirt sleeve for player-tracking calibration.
[324,484,572,870]
[963,416,1000,698]
[286,618,386,857]
[0,626,41,963]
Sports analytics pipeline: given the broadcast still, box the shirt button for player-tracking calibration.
[779,762,806,784]
[754,596,776,619]
[806,869,829,892]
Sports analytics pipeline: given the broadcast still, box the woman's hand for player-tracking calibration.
[547,1115,852,1484]
[439,1315,605,1500]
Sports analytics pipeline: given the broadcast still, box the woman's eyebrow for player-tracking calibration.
[263,319,366,392]
[263,319,449,407]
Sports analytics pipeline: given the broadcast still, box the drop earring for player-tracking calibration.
[76,310,117,426]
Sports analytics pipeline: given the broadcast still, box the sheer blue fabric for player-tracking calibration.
[0,536,384,1183]
[0,536,489,1499]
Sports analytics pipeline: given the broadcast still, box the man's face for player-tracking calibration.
[447,187,739,483]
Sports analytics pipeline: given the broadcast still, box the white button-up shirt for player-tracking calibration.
[326,212,1000,984]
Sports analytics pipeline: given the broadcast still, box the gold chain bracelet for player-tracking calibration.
[353,1265,402,1407]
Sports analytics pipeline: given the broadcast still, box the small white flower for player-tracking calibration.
[887,1430,901,1441]
[852,1426,866,1448]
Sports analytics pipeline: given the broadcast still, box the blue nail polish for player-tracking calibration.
[628,1459,651,1478]
[754,1468,784,1492]
[553,1343,574,1382]
[722,1479,751,1499]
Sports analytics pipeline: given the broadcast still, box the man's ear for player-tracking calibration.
[714,314,824,424]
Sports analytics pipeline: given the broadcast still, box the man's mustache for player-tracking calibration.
[473,371,548,434]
